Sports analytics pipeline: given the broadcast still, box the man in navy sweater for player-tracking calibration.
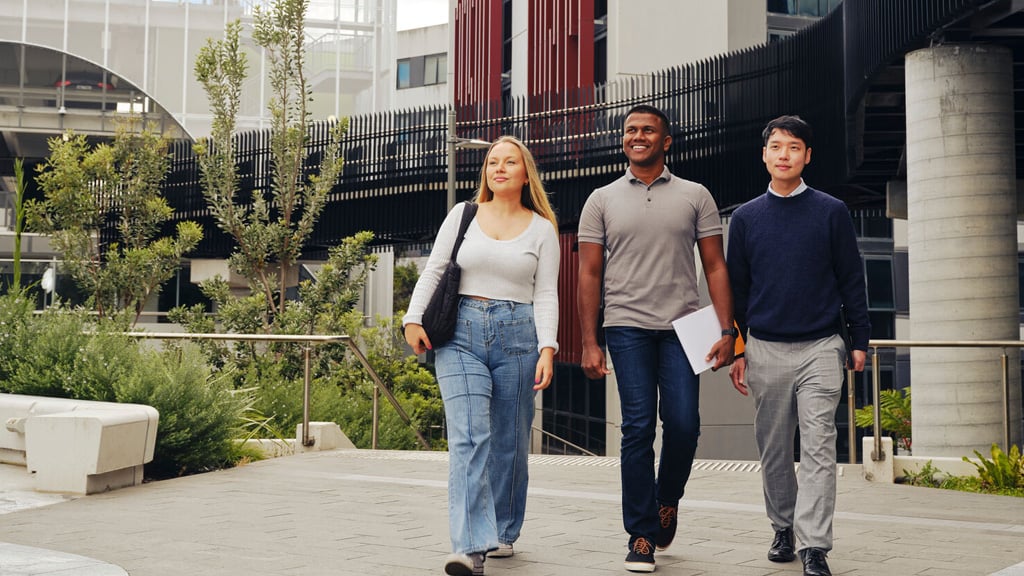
[727,115,870,576]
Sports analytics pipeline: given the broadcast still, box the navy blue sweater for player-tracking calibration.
[727,187,871,351]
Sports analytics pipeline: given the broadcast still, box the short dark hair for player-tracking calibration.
[762,115,812,147]
[625,104,671,133]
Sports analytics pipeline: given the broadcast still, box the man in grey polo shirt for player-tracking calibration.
[578,104,736,573]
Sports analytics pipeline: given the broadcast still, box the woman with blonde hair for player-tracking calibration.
[404,135,559,575]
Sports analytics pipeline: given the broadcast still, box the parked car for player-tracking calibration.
[55,72,116,92]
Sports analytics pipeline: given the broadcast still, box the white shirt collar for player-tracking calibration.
[767,179,808,198]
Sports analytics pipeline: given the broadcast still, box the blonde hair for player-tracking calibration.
[473,135,558,231]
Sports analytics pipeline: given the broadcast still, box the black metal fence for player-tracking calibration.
[149,0,982,259]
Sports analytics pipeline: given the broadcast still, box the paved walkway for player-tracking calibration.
[1,450,1023,576]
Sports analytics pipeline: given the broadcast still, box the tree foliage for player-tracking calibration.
[194,1,349,328]
[184,0,441,449]
[27,123,202,323]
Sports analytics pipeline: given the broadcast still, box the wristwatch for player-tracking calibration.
[721,326,739,338]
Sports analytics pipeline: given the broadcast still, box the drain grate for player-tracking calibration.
[337,450,778,473]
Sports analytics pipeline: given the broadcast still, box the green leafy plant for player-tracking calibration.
[855,387,912,453]
[27,122,201,324]
[393,260,420,315]
[963,444,1024,491]
[900,458,1023,497]
[901,460,945,488]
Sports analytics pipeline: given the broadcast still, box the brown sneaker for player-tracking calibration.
[655,504,678,551]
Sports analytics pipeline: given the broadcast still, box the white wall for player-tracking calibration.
[393,23,449,109]
[607,0,766,83]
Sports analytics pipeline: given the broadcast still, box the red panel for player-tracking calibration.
[454,0,503,113]
[556,231,582,365]
[526,0,595,106]
[455,0,596,114]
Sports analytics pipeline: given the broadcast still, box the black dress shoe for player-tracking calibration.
[800,547,832,576]
[767,527,795,562]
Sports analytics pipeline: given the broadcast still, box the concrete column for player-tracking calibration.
[905,44,1021,456]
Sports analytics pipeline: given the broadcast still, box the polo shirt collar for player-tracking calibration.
[627,166,672,185]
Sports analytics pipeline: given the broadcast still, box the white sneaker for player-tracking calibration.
[488,543,514,558]
[444,552,485,576]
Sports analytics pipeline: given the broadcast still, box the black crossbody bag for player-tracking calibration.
[421,202,478,347]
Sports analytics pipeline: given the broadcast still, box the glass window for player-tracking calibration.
[424,54,446,86]
[865,258,894,309]
[397,59,410,89]
[1019,260,1024,310]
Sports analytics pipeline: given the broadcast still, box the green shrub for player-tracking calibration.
[0,308,136,401]
[901,458,1024,497]
[0,293,36,387]
[0,300,254,479]
[964,444,1024,491]
[244,352,348,435]
[323,313,445,450]
[114,343,251,479]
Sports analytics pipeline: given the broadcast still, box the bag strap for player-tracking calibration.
[449,202,478,260]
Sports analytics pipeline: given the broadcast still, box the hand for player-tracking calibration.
[705,335,736,371]
[729,357,748,396]
[581,343,610,380]
[534,349,555,390]
[403,323,432,355]
[850,349,867,372]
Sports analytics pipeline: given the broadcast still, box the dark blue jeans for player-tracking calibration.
[605,327,701,545]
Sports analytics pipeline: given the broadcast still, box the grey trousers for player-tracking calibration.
[746,333,844,552]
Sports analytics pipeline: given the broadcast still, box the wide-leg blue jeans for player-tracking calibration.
[604,327,700,545]
[435,298,539,554]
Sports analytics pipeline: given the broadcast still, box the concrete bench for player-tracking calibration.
[0,393,158,495]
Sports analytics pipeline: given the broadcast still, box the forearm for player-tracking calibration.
[706,266,734,331]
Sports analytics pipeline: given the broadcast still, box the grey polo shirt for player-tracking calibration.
[578,166,722,330]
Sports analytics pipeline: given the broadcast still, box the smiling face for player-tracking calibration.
[762,128,812,191]
[485,141,528,197]
[622,112,671,169]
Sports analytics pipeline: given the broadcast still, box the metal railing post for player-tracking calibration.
[302,345,313,446]
[871,347,884,461]
[847,367,856,464]
[372,385,379,450]
[1002,351,1011,453]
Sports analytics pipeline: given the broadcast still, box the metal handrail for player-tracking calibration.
[864,339,1019,462]
[121,332,430,450]
[531,425,598,457]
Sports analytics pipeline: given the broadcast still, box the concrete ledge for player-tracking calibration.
[895,455,983,480]
[295,422,356,452]
[0,393,158,495]
[238,423,356,459]
[862,436,985,482]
